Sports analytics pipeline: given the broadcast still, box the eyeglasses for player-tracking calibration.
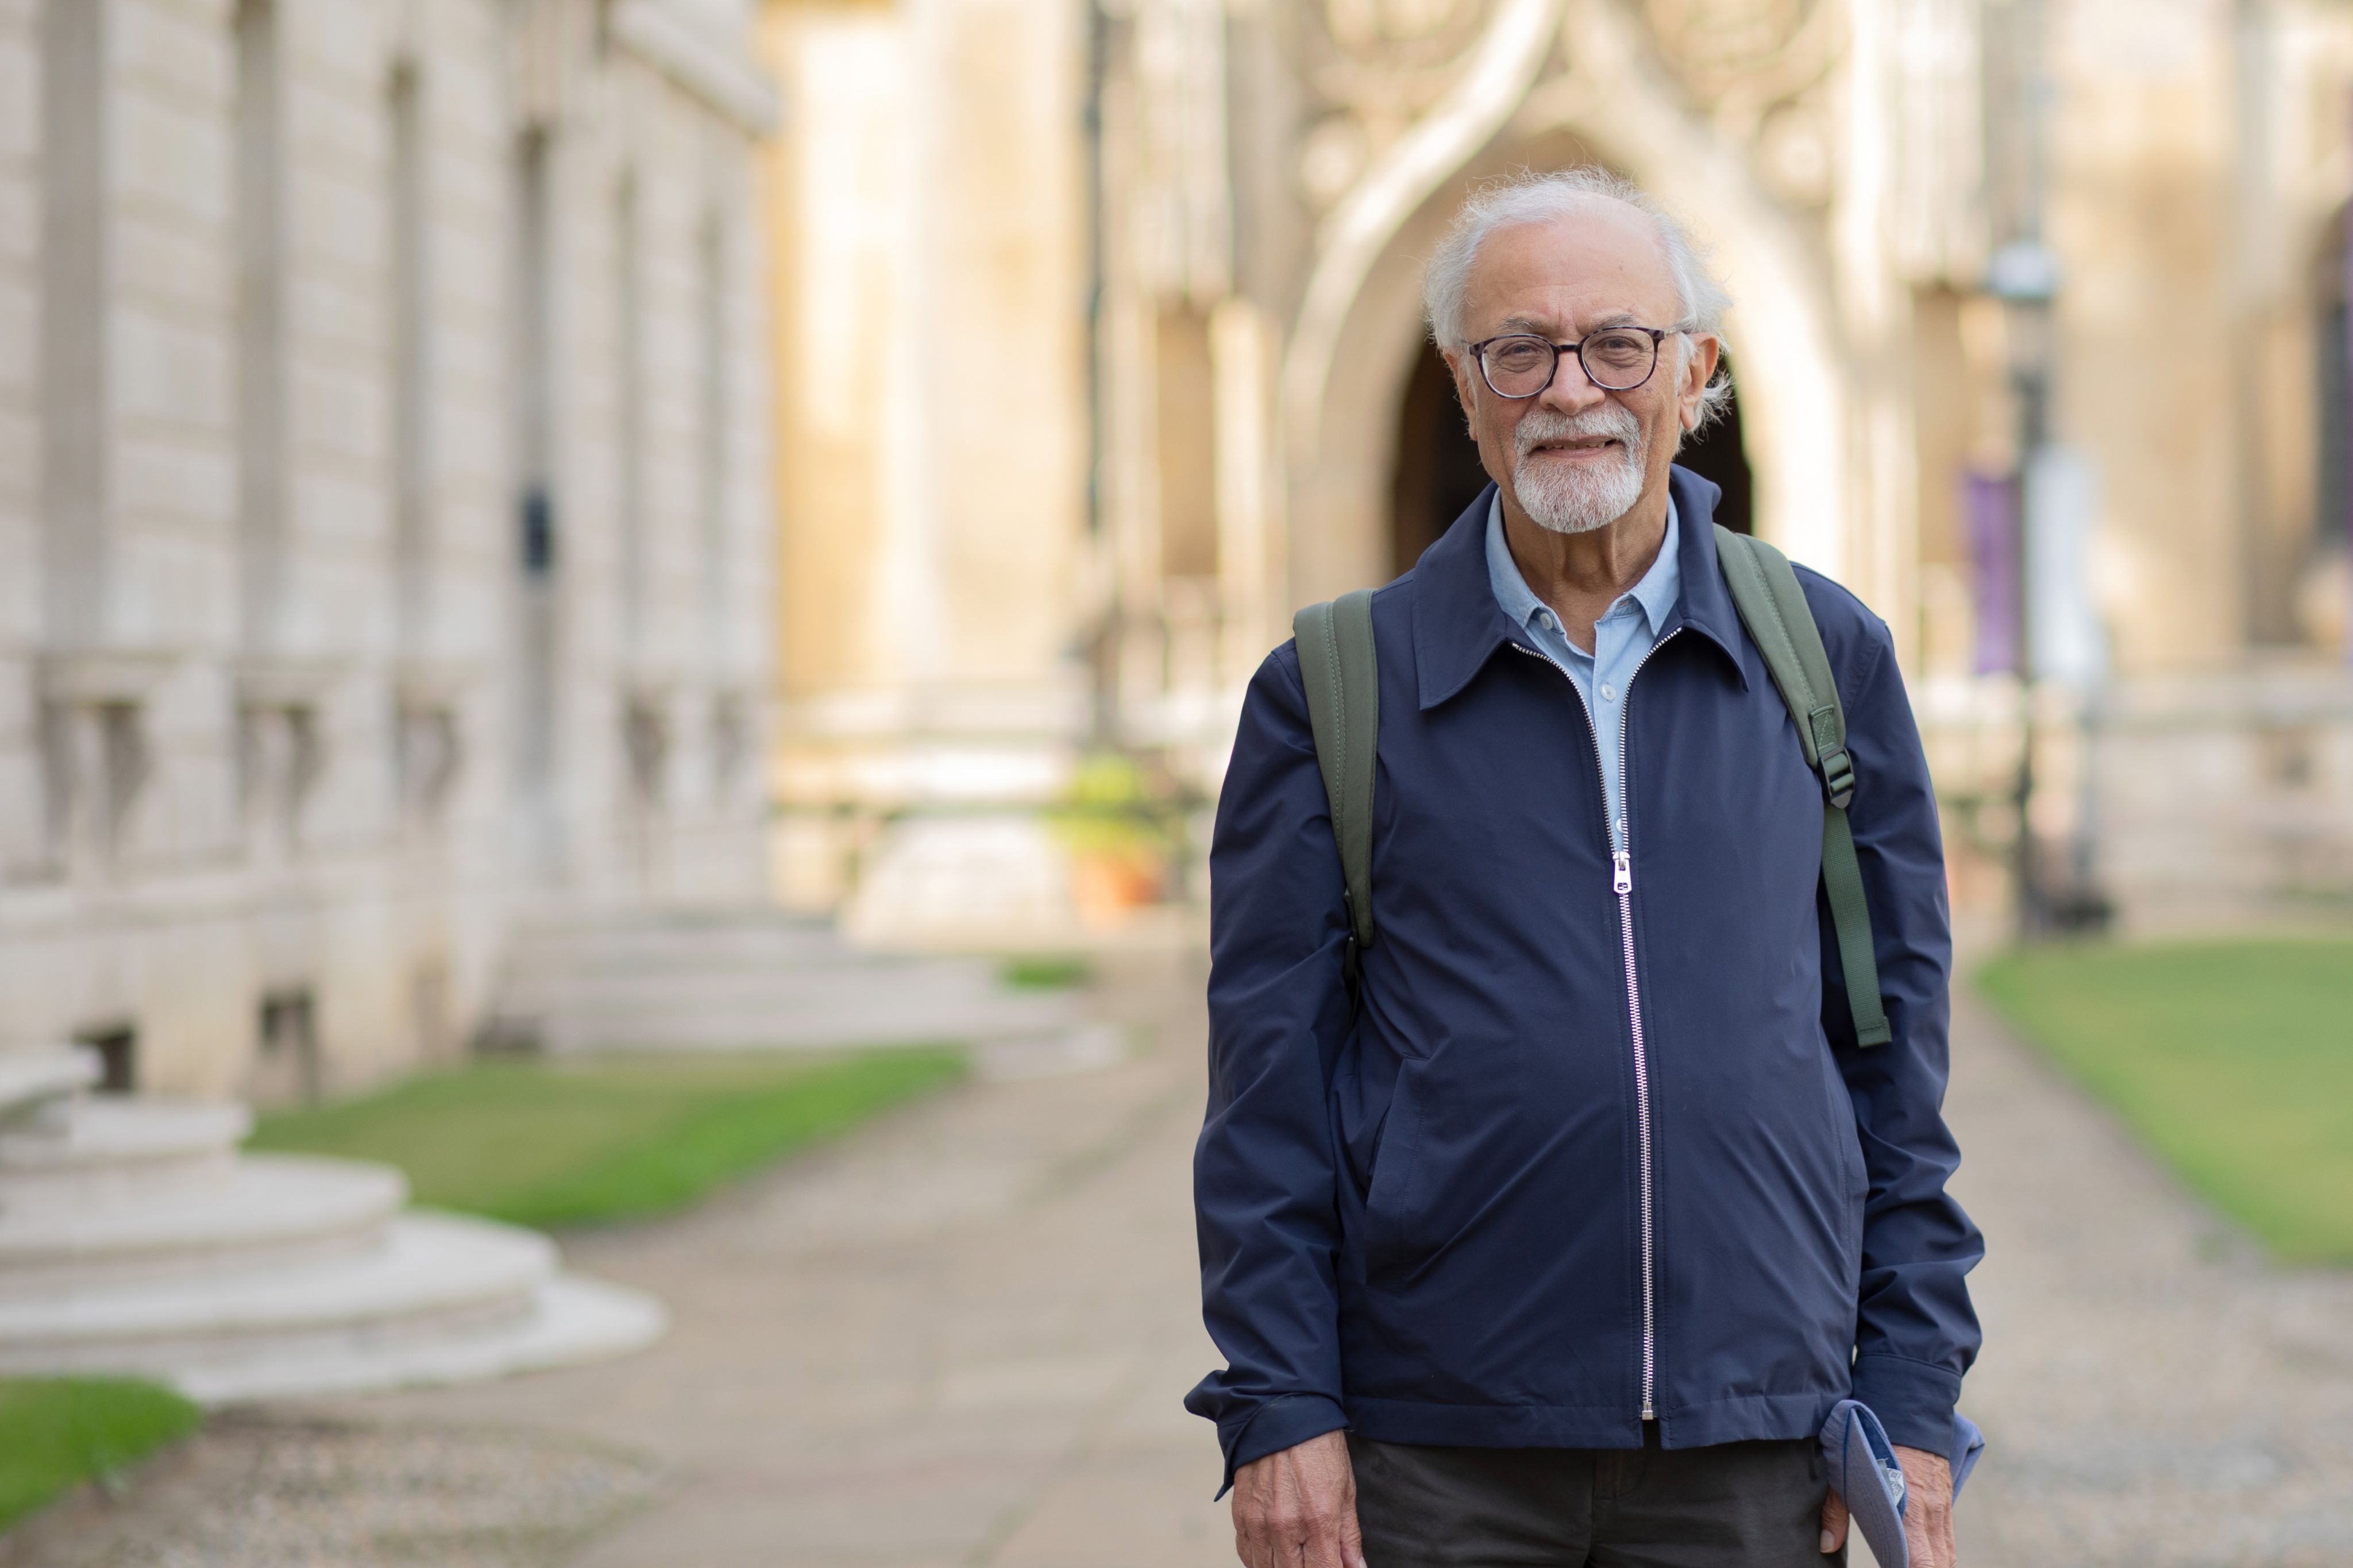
[1467,327,1677,399]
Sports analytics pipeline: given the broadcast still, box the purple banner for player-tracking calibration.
[1965,470,2021,677]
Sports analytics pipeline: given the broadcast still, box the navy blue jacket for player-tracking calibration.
[1187,470,1981,1488]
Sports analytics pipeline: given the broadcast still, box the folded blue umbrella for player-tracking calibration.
[1818,1400,1984,1567]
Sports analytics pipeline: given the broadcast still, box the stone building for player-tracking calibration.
[0,0,777,1097]
[757,0,1096,936]
[762,0,2353,930]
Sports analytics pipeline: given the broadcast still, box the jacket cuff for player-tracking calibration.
[1213,1393,1351,1499]
[1850,1353,1964,1456]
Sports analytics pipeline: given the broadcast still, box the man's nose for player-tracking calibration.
[1536,349,1607,414]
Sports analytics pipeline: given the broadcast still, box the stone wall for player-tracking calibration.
[0,0,775,1098]
[1922,666,2353,929]
[758,0,1092,920]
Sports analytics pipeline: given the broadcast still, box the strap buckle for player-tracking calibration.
[1819,746,1856,810]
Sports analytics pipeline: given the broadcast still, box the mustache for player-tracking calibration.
[1513,404,1645,461]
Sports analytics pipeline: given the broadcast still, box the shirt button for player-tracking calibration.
[1536,612,1556,632]
[1599,683,1616,702]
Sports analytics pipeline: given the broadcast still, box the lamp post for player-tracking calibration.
[1988,239,2060,936]
[1978,0,2113,937]
[1989,234,2115,937]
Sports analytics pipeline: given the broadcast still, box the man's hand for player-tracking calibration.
[1230,1430,1365,1568]
[1818,1445,1955,1566]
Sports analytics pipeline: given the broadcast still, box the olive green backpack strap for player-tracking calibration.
[1712,525,1893,1048]
[1292,588,1379,957]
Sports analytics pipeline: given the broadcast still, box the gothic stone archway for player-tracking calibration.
[1281,0,1857,613]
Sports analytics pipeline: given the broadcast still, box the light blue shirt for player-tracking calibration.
[1485,493,1683,853]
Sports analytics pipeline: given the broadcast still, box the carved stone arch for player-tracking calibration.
[1511,109,1853,574]
[1280,0,1854,607]
[1286,126,1595,603]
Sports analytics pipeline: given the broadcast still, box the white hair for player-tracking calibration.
[1423,168,1735,430]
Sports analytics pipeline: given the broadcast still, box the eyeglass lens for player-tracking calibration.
[1480,331,1657,397]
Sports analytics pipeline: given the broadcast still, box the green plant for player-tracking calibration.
[1049,753,1190,851]
[0,1377,201,1531]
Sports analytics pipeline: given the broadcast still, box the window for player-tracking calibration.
[617,173,645,649]
[40,0,105,639]
[390,60,430,647]
[698,214,728,642]
[236,0,286,648]
[75,1023,137,1095]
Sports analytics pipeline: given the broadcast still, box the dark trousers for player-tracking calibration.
[1348,1425,1841,1568]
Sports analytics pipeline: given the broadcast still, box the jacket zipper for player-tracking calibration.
[1511,626,1681,1423]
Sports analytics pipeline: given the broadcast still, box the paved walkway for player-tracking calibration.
[16,952,2353,1566]
[347,952,1230,1568]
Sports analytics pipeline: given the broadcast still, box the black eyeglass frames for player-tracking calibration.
[1466,327,1679,399]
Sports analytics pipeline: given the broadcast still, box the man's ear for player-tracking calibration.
[1444,349,1478,432]
[1680,334,1722,431]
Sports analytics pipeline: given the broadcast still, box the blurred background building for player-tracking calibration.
[762,0,2353,937]
[5,0,2348,1532]
[10,0,2353,1087]
[0,0,2348,1496]
[1,0,777,1100]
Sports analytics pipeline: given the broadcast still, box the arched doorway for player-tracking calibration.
[1387,343,1754,577]
[1675,353,1753,536]
[1388,344,1488,574]
[1286,16,1856,611]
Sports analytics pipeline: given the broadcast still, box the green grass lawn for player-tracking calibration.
[1978,937,2353,1264]
[998,955,1094,991]
[249,1048,965,1229]
[0,1377,200,1532]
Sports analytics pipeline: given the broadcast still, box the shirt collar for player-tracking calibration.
[1484,490,1683,642]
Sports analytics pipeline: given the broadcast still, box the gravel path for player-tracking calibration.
[9,952,2353,1566]
[0,1413,662,1568]
[1947,984,2353,1566]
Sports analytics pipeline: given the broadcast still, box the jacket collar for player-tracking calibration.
[1411,464,1749,712]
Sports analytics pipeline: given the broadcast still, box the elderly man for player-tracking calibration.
[1187,169,1982,1567]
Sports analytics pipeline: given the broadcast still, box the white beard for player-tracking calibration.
[1510,405,1650,535]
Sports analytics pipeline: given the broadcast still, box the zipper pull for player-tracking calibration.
[1613,850,1631,894]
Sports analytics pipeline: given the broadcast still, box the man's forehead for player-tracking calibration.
[1461,202,1679,329]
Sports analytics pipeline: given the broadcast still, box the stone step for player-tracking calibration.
[0,1049,99,1118]
[505,978,1059,1025]
[0,1153,405,1294]
[503,917,865,972]
[497,955,962,1004]
[170,1273,668,1405]
[491,909,1086,1055]
[0,1210,553,1373]
[497,953,947,997]
[502,910,861,961]
[518,907,834,936]
[0,1083,666,1403]
[499,960,1008,1006]
[0,1096,251,1200]
[531,989,1077,1053]
[0,1096,252,1169]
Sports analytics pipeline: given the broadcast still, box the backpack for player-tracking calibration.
[1290,523,1892,1048]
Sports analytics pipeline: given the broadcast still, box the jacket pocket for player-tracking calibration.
[1820,1048,1868,1279]
[1361,1064,1425,1280]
